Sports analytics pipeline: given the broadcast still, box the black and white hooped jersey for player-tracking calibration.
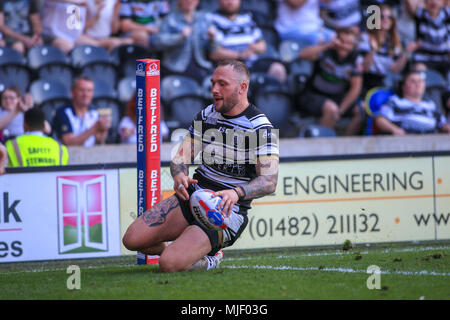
[377,95,446,133]
[210,12,263,66]
[413,6,450,63]
[188,104,279,213]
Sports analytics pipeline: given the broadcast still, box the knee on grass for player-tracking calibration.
[159,253,188,273]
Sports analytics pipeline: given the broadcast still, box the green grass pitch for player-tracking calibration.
[1,241,449,300]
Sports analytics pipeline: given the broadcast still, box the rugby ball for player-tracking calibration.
[190,189,228,231]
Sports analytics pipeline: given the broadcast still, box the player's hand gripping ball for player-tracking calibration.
[190,189,229,231]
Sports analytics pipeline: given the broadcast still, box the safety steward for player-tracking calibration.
[6,108,68,167]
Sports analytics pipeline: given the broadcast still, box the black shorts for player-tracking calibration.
[175,184,248,256]
[299,90,355,117]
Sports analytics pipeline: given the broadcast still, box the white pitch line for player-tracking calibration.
[0,263,138,275]
[225,245,450,262]
[1,246,449,275]
[223,264,450,276]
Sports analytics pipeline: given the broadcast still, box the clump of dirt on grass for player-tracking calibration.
[342,240,352,251]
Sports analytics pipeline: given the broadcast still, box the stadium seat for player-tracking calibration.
[298,124,337,138]
[260,26,280,49]
[288,58,314,77]
[92,80,121,143]
[424,69,446,89]
[117,77,136,104]
[0,46,27,66]
[161,75,203,105]
[250,45,282,74]
[0,47,31,94]
[279,40,313,65]
[201,74,213,103]
[70,45,118,88]
[249,72,284,100]
[29,79,71,122]
[0,80,8,93]
[287,72,309,97]
[0,78,16,93]
[198,0,219,12]
[423,69,446,113]
[111,44,154,78]
[27,46,73,90]
[253,88,294,135]
[241,0,276,26]
[169,95,207,129]
[383,71,402,88]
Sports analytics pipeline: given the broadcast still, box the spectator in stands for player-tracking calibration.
[298,27,363,135]
[119,0,170,49]
[375,70,450,135]
[359,4,421,95]
[320,0,362,31]
[152,0,216,83]
[0,0,44,54]
[208,0,287,83]
[41,0,88,53]
[0,86,34,142]
[6,107,69,167]
[0,142,7,174]
[76,0,134,52]
[274,0,336,46]
[405,0,450,76]
[118,91,168,143]
[52,76,112,147]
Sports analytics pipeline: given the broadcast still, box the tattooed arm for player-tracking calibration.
[212,155,279,216]
[170,134,202,200]
[237,155,279,200]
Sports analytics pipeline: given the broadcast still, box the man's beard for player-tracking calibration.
[218,89,239,114]
[218,8,239,18]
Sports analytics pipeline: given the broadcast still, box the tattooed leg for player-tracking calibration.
[142,196,180,228]
[122,196,188,252]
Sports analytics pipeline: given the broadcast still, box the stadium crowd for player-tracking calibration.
[0,0,449,169]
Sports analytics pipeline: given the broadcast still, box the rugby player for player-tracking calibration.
[123,60,279,272]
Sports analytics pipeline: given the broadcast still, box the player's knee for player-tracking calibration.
[159,253,185,273]
[122,230,141,251]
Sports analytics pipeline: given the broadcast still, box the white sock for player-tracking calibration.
[205,255,217,270]
[189,255,218,271]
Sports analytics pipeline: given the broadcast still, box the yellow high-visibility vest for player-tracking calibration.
[6,134,69,167]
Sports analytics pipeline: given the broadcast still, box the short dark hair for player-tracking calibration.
[217,60,250,83]
[24,107,46,131]
[403,69,425,81]
[71,75,94,90]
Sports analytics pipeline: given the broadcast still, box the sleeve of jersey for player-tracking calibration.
[377,98,396,120]
[251,20,263,42]
[188,110,204,140]
[255,126,279,158]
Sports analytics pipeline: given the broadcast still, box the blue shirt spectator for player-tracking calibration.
[152,0,216,83]
[52,77,111,147]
